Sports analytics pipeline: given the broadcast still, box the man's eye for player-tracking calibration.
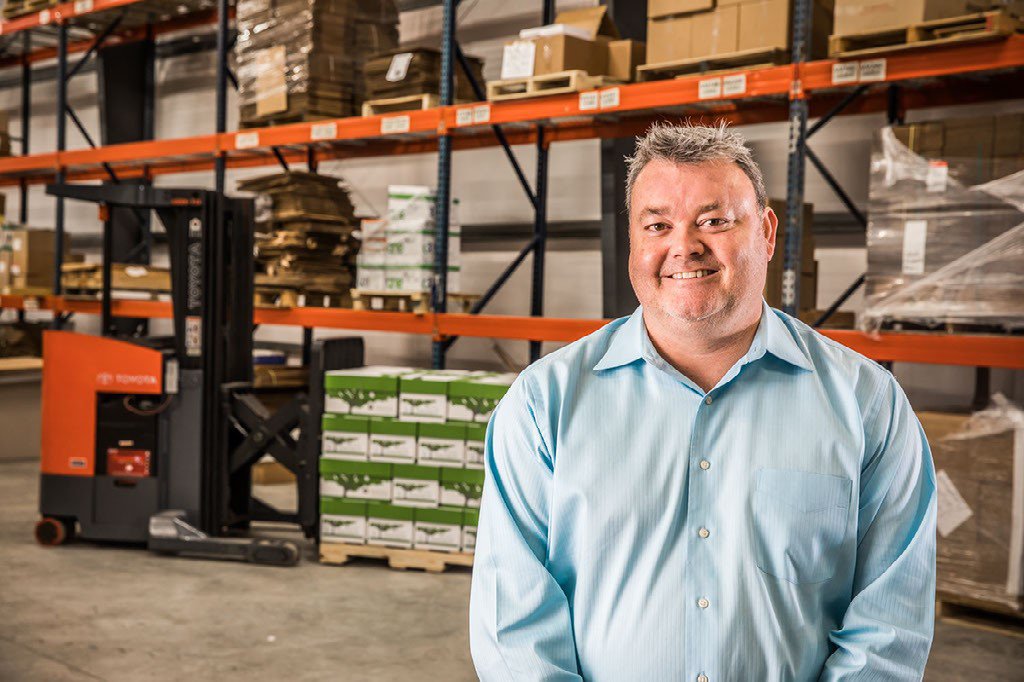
[645,222,670,233]
[702,218,730,229]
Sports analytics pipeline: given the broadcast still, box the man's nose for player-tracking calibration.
[668,224,706,259]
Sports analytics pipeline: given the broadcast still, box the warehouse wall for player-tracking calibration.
[1,0,1021,408]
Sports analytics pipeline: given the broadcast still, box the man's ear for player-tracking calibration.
[763,207,779,261]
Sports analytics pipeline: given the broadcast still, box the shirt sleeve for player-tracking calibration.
[469,374,582,681]
[820,373,937,681]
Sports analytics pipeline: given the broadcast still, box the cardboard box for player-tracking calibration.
[693,4,740,58]
[447,373,517,423]
[320,498,367,544]
[391,463,441,507]
[399,371,464,422]
[606,39,646,82]
[440,467,485,508]
[464,423,487,469]
[894,121,945,156]
[739,0,833,55]
[355,264,386,291]
[387,185,436,230]
[321,414,370,461]
[648,0,716,18]
[531,35,609,77]
[417,422,467,467]
[413,506,464,551]
[833,0,971,35]
[323,366,414,417]
[0,229,55,290]
[319,459,392,501]
[646,15,693,64]
[366,502,415,548]
[462,508,479,553]
[384,265,460,294]
[369,418,418,464]
[994,113,1024,157]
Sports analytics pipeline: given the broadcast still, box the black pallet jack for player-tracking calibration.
[36,183,362,566]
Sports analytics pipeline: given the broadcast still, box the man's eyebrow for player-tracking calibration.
[696,201,721,214]
[638,206,671,219]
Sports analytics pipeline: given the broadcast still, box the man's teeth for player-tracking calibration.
[670,270,714,280]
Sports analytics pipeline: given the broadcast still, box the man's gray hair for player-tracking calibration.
[625,122,768,212]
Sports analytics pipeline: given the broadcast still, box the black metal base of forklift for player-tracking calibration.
[147,510,300,566]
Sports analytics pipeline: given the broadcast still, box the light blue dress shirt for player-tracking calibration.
[469,302,936,681]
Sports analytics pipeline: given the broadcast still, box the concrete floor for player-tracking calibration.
[2,458,1022,681]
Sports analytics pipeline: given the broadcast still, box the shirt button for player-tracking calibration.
[698,676,709,682]
[699,459,710,470]
[698,527,710,539]
[705,396,713,405]
[697,597,710,609]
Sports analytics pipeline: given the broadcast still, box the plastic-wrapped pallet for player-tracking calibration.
[921,395,1024,613]
[235,0,398,126]
[862,117,1024,332]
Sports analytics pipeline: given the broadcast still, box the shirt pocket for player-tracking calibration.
[752,468,852,584]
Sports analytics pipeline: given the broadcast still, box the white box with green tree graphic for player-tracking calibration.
[369,419,417,464]
[387,185,435,231]
[416,422,466,467]
[413,506,463,552]
[391,464,441,508]
[440,467,484,508]
[398,371,464,422]
[447,373,517,423]
[366,502,414,549]
[385,230,461,267]
[462,508,479,553]
[464,423,486,470]
[320,498,367,544]
[321,414,370,461]
[323,366,414,417]
[319,459,392,501]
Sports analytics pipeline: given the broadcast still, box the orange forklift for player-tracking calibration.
[33,183,362,565]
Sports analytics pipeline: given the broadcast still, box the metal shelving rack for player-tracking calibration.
[0,0,1022,371]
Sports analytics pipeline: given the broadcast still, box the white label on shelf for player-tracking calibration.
[831,61,858,85]
[599,87,620,109]
[386,52,414,82]
[23,296,38,311]
[578,91,599,111]
[926,161,949,193]
[185,316,202,357]
[73,0,93,13]
[38,9,51,24]
[858,58,887,82]
[380,115,411,134]
[472,105,491,124]
[455,108,474,126]
[901,219,928,275]
[235,132,260,149]
[722,74,746,96]
[781,270,796,307]
[500,41,536,80]
[936,469,973,538]
[310,121,337,141]
[698,77,722,100]
[371,296,384,310]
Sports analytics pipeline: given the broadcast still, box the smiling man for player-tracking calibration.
[469,123,937,681]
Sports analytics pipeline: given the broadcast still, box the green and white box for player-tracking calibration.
[369,419,418,464]
[440,467,485,508]
[384,265,461,294]
[324,366,413,417]
[417,422,467,467]
[399,371,465,422]
[321,414,370,461]
[413,506,464,552]
[319,459,392,501]
[387,185,436,230]
[462,507,479,553]
[448,372,517,423]
[385,230,461,266]
[366,503,415,549]
[391,464,441,508]
[320,498,367,544]
[464,423,487,469]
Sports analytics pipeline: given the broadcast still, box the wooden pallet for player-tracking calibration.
[319,541,473,573]
[241,113,343,129]
[637,48,789,82]
[253,287,351,309]
[351,289,479,314]
[2,0,55,18]
[486,70,622,102]
[937,595,1024,640]
[362,93,437,117]
[829,10,1021,58]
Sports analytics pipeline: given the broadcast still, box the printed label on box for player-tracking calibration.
[386,52,414,82]
[901,219,928,275]
[936,469,973,538]
[501,41,536,80]
[722,74,746,97]
[926,161,949,193]
[698,78,722,100]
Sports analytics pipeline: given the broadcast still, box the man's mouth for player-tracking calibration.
[664,269,718,280]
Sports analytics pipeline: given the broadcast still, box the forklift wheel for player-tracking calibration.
[35,517,74,546]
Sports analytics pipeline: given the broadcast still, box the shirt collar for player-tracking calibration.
[592,301,814,373]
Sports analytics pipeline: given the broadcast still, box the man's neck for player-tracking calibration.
[644,304,762,393]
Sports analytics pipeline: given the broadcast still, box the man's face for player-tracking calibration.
[628,158,777,325]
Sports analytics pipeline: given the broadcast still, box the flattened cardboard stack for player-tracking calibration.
[364,49,485,102]
[235,0,398,126]
[319,366,518,554]
[237,172,359,301]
